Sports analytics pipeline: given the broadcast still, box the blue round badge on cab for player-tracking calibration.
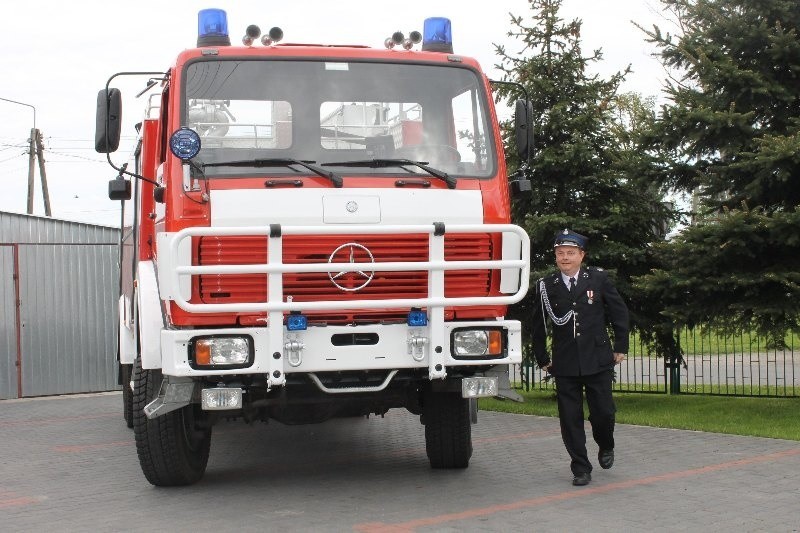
[169,127,201,160]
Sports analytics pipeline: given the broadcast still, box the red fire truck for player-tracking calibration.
[96,9,532,486]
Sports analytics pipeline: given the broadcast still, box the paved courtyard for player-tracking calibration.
[1,392,799,532]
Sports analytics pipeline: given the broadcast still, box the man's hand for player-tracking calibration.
[613,353,625,364]
[539,360,552,372]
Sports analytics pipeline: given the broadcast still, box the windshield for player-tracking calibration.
[182,58,495,178]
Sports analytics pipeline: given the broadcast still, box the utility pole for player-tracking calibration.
[34,130,52,216]
[1,97,51,216]
[26,128,36,213]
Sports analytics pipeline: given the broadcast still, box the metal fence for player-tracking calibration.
[513,328,798,397]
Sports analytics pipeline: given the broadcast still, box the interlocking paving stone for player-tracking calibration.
[1,392,798,532]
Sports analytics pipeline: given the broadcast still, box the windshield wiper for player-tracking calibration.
[321,159,457,189]
[203,158,343,188]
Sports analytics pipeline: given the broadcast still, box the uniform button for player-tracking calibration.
[572,302,576,306]
[575,323,580,326]
[576,333,581,336]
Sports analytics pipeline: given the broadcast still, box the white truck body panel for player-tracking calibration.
[210,188,484,227]
[137,261,164,370]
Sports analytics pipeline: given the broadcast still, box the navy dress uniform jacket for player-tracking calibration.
[532,267,629,377]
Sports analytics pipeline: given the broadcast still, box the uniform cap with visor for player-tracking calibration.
[553,228,587,250]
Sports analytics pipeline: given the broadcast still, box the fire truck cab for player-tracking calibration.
[96,10,531,486]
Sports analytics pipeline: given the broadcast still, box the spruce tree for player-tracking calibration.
[493,0,669,350]
[636,0,800,344]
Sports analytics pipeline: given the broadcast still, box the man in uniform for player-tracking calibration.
[531,229,629,486]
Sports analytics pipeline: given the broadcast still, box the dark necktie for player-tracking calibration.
[569,277,576,292]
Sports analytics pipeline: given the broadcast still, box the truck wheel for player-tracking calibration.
[132,358,211,486]
[423,391,473,469]
[121,363,134,429]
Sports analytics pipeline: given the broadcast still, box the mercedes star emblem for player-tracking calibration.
[328,243,375,292]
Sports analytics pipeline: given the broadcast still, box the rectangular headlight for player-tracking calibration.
[191,335,253,368]
[201,388,243,410]
[452,328,504,358]
[462,377,498,398]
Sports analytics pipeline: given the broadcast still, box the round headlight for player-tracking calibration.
[169,127,201,160]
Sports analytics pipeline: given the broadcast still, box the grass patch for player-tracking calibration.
[629,329,799,356]
[517,378,799,397]
[678,384,799,396]
[480,390,800,441]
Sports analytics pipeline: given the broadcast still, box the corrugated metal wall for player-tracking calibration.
[0,212,120,399]
[0,245,17,398]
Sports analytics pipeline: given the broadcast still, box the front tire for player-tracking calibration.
[132,358,211,486]
[423,390,473,469]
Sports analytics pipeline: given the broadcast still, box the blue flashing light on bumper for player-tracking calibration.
[407,308,428,327]
[287,313,308,331]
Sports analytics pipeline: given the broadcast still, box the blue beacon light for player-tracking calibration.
[287,312,308,331]
[197,8,231,47]
[407,308,428,327]
[169,127,201,160]
[422,17,453,53]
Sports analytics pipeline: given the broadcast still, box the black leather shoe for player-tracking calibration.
[572,472,591,486]
[599,448,614,469]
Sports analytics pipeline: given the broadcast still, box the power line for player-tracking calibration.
[44,149,106,163]
[38,142,109,149]
[46,160,108,164]
[43,135,138,143]
[0,152,26,164]
[58,207,122,215]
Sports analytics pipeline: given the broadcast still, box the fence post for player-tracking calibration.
[665,353,681,394]
[12,244,23,399]
[522,361,531,392]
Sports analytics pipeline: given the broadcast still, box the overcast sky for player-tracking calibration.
[0,0,669,227]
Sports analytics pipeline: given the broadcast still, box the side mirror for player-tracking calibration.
[153,186,166,204]
[95,88,122,153]
[514,99,534,161]
[510,179,532,196]
[108,176,131,201]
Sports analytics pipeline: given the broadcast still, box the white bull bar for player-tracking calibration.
[156,223,530,382]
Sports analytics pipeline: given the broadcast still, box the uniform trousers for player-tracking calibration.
[554,369,616,475]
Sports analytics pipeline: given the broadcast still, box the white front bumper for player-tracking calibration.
[160,320,522,378]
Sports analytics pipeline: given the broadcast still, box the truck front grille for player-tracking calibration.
[197,234,492,315]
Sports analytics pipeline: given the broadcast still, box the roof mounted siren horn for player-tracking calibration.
[385,31,404,49]
[384,30,422,50]
[261,27,283,46]
[421,17,453,53]
[404,31,422,50]
[242,25,261,46]
[197,8,231,47]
